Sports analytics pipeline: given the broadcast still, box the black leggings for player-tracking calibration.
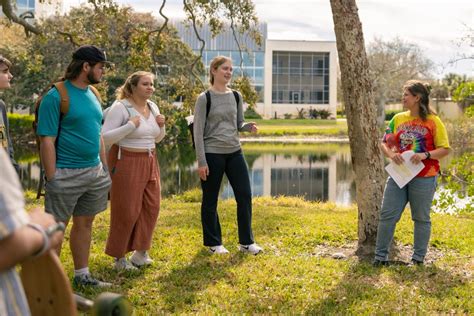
[200,149,254,246]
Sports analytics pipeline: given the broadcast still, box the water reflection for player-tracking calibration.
[18,143,357,205]
[156,143,356,204]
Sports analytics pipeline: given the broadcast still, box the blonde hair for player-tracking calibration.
[209,56,232,85]
[116,71,154,100]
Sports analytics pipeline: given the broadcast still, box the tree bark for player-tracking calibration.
[330,0,385,257]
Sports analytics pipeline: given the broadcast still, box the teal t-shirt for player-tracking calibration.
[37,80,102,168]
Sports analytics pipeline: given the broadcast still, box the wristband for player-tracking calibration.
[424,151,431,159]
[27,223,50,258]
[45,222,66,236]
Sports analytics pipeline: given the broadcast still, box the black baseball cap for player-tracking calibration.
[72,45,111,63]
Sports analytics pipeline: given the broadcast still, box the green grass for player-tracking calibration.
[253,119,340,126]
[25,192,473,314]
[245,119,348,137]
[242,142,351,154]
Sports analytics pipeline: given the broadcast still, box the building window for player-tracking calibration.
[196,49,265,102]
[272,51,330,104]
[15,0,35,14]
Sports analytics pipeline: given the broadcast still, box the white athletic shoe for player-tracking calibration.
[130,251,154,267]
[238,243,263,255]
[209,245,230,254]
[114,257,138,271]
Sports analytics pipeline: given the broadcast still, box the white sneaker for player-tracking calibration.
[130,251,154,267]
[239,243,263,255]
[209,245,230,254]
[114,257,138,271]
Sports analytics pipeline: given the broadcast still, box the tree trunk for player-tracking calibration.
[377,96,386,128]
[330,0,385,257]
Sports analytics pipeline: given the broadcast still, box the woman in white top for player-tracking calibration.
[102,71,165,270]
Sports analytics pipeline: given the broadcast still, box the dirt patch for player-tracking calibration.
[313,241,471,267]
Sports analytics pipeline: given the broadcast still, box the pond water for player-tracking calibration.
[15,142,465,206]
[17,143,357,205]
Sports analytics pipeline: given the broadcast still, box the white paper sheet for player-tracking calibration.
[385,150,424,188]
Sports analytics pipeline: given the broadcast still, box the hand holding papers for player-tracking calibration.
[385,150,424,188]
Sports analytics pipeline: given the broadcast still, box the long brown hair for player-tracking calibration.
[116,71,154,100]
[209,56,232,85]
[403,80,436,121]
[63,60,98,81]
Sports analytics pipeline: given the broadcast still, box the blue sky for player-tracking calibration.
[64,0,473,78]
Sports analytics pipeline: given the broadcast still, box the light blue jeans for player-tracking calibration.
[375,175,438,262]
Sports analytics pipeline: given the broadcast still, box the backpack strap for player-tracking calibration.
[232,90,239,106]
[147,101,160,117]
[52,81,70,116]
[115,100,137,125]
[232,90,240,129]
[122,100,138,116]
[205,90,211,118]
[89,85,102,105]
[204,89,240,122]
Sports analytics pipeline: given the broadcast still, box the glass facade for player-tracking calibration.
[272,51,330,104]
[198,50,265,102]
[173,21,266,103]
[15,0,35,15]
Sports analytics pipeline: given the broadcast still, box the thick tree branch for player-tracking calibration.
[183,0,205,88]
[230,17,244,75]
[448,55,474,64]
[57,31,80,47]
[149,0,169,72]
[1,0,41,35]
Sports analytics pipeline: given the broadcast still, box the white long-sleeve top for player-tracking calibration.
[102,99,165,149]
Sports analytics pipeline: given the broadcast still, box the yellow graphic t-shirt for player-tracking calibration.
[383,111,450,177]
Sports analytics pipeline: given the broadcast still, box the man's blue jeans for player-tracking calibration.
[375,175,438,262]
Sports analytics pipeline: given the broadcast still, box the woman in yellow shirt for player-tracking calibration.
[374,80,450,266]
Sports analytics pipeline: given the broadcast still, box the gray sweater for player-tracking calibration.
[193,89,252,167]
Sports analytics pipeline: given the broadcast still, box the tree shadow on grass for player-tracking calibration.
[306,260,471,314]
[155,249,246,313]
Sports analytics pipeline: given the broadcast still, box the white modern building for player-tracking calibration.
[263,39,338,119]
[174,21,338,119]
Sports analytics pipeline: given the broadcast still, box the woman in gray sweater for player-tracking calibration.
[193,56,263,255]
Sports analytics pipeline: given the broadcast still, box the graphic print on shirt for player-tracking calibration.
[395,122,432,153]
[384,112,451,177]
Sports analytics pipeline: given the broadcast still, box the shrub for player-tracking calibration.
[318,109,331,119]
[434,152,473,214]
[283,113,292,119]
[385,110,401,121]
[244,106,262,119]
[336,109,346,118]
[7,113,35,145]
[296,108,306,119]
[465,105,474,118]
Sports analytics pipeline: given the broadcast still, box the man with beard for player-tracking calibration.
[37,45,112,287]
